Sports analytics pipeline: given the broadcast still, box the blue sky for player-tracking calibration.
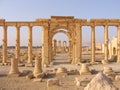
[0,0,119,46]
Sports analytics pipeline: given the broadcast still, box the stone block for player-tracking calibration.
[33,78,42,82]
[47,78,60,87]
[26,74,34,80]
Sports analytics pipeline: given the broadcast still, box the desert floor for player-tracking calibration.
[0,52,120,90]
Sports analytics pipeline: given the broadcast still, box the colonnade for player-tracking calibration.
[1,17,120,66]
[1,25,120,65]
[2,25,34,65]
[53,40,67,54]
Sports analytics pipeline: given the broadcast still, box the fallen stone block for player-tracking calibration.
[75,77,92,87]
[47,78,60,87]
[26,74,34,80]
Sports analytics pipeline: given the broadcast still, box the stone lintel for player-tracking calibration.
[51,16,74,20]
[90,19,108,23]
[0,22,4,26]
[36,18,49,22]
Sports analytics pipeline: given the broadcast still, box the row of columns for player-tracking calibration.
[53,40,67,52]
[2,25,33,65]
[72,25,120,64]
[1,24,120,65]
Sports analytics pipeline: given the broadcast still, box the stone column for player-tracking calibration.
[75,24,81,64]
[62,41,66,52]
[42,26,49,67]
[33,57,42,76]
[103,25,109,63]
[91,25,95,63]
[117,25,120,63]
[79,26,82,63]
[48,37,52,63]
[15,26,20,63]
[8,58,20,76]
[2,26,7,64]
[27,26,33,64]
[69,40,72,62]
[53,39,57,55]
[58,40,61,52]
[72,37,76,64]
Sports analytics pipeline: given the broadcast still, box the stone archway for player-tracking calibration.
[48,22,81,65]
[51,30,70,65]
[51,29,71,61]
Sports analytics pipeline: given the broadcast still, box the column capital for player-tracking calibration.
[16,26,20,31]
[91,25,95,30]
[16,25,21,28]
[28,25,33,29]
[103,25,109,28]
[90,22,95,27]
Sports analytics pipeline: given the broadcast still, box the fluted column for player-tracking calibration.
[28,26,32,64]
[2,26,7,64]
[104,25,109,63]
[15,26,20,63]
[117,25,120,63]
[91,26,95,63]
[42,26,49,66]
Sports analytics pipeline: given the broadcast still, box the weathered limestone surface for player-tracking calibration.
[33,57,42,76]
[91,26,95,63]
[2,26,7,64]
[117,26,120,63]
[15,26,20,63]
[47,78,60,87]
[28,26,33,64]
[79,64,91,75]
[84,72,118,90]
[104,25,109,63]
[8,58,20,76]
[103,67,114,74]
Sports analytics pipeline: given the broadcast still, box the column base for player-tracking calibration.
[90,61,100,65]
[101,60,109,64]
[8,73,20,77]
[71,60,75,64]
[117,60,120,63]
[76,62,82,66]
[18,63,25,67]
[0,62,8,66]
[25,63,34,67]
[42,64,49,68]
[117,57,120,63]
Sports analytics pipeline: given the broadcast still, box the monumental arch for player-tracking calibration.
[0,16,120,66]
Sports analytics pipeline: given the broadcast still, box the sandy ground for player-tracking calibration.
[0,53,120,90]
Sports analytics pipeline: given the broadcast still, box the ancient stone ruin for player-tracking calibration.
[84,72,118,90]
